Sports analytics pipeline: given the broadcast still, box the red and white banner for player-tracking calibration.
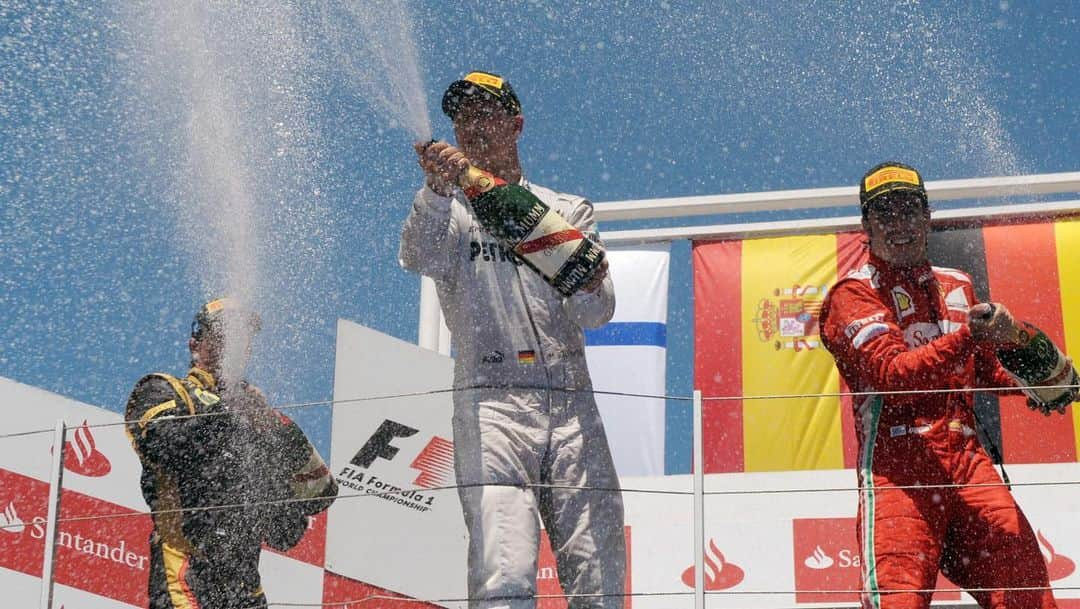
[616,464,1080,609]
[6,286,1080,609]
[0,375,326,608]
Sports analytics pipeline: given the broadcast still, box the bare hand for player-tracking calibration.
[969,302,1020,345]
[579,258,609,294]
[414,140,469,196]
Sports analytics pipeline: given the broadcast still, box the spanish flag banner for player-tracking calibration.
[693,216,1080,474]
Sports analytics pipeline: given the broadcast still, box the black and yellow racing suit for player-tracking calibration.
[125,367,326,609]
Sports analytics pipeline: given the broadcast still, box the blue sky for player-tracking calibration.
[1,1,1077,460]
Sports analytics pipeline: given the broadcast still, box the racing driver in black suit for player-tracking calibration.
[124,298,337,609]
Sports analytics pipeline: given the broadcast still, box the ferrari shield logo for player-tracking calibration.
[892,286,916,319]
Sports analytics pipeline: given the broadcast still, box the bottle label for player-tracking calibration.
[513,209,587,278]
[551,239,605,296]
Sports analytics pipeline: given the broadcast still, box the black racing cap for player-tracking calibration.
[859,161,929,214]
[441,71,522,119]
[191,297,262,339]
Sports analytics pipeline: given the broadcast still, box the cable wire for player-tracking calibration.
[7,474,1080,533]
[3,380,1074,440]
[235,584,1080,607]
[2,380,1078,604]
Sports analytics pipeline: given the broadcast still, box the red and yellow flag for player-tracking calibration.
[694,216,1080,473]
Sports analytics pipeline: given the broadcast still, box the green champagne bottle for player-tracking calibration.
[996,320,1079,414]
[269,413,338,515]
[458,165,605,297]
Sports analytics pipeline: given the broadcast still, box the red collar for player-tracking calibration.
[866,253,934,285]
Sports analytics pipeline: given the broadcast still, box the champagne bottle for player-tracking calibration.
[996,320,1079,414]
[269,413,338,515]
[457,164,605,297]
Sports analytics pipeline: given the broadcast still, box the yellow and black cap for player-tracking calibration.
[191,297,262,339]
[859,161,928,216]
[441,71,522,119]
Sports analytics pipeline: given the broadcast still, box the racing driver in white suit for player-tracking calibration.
[399,70,626,609]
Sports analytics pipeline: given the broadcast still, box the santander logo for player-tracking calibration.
[804,545,834,570]
[1,501,26,535]
[1038,530,1076,581]
[409,436,454,489]
[681,539,745,590]
[62,420,112,477]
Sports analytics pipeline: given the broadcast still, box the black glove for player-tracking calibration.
[262,507,309,552]
[1027,367,1080,416]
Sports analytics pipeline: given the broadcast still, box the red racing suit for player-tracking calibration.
[820,253,1055,609]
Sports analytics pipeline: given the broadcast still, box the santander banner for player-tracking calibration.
[0,375,326,608]
[8,316,1080,609]
[792,517,960,604]
[0,467,153,606]
[1,377,150,608]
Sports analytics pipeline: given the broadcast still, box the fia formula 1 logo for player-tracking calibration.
[344,419,453,489]
[335,419,454,515]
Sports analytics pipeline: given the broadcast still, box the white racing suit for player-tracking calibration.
[399,179,626,609]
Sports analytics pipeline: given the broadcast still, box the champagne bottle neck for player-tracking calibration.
[461,166,507,200]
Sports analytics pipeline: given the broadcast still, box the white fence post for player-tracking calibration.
[39,419,67,609]
[693,390,705,609]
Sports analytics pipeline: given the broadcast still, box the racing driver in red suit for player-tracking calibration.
[820,162,1059,609]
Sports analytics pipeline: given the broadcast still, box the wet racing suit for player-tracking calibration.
[125,367,334,609]
[820,253,1055,609]
[399,179,626,609]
